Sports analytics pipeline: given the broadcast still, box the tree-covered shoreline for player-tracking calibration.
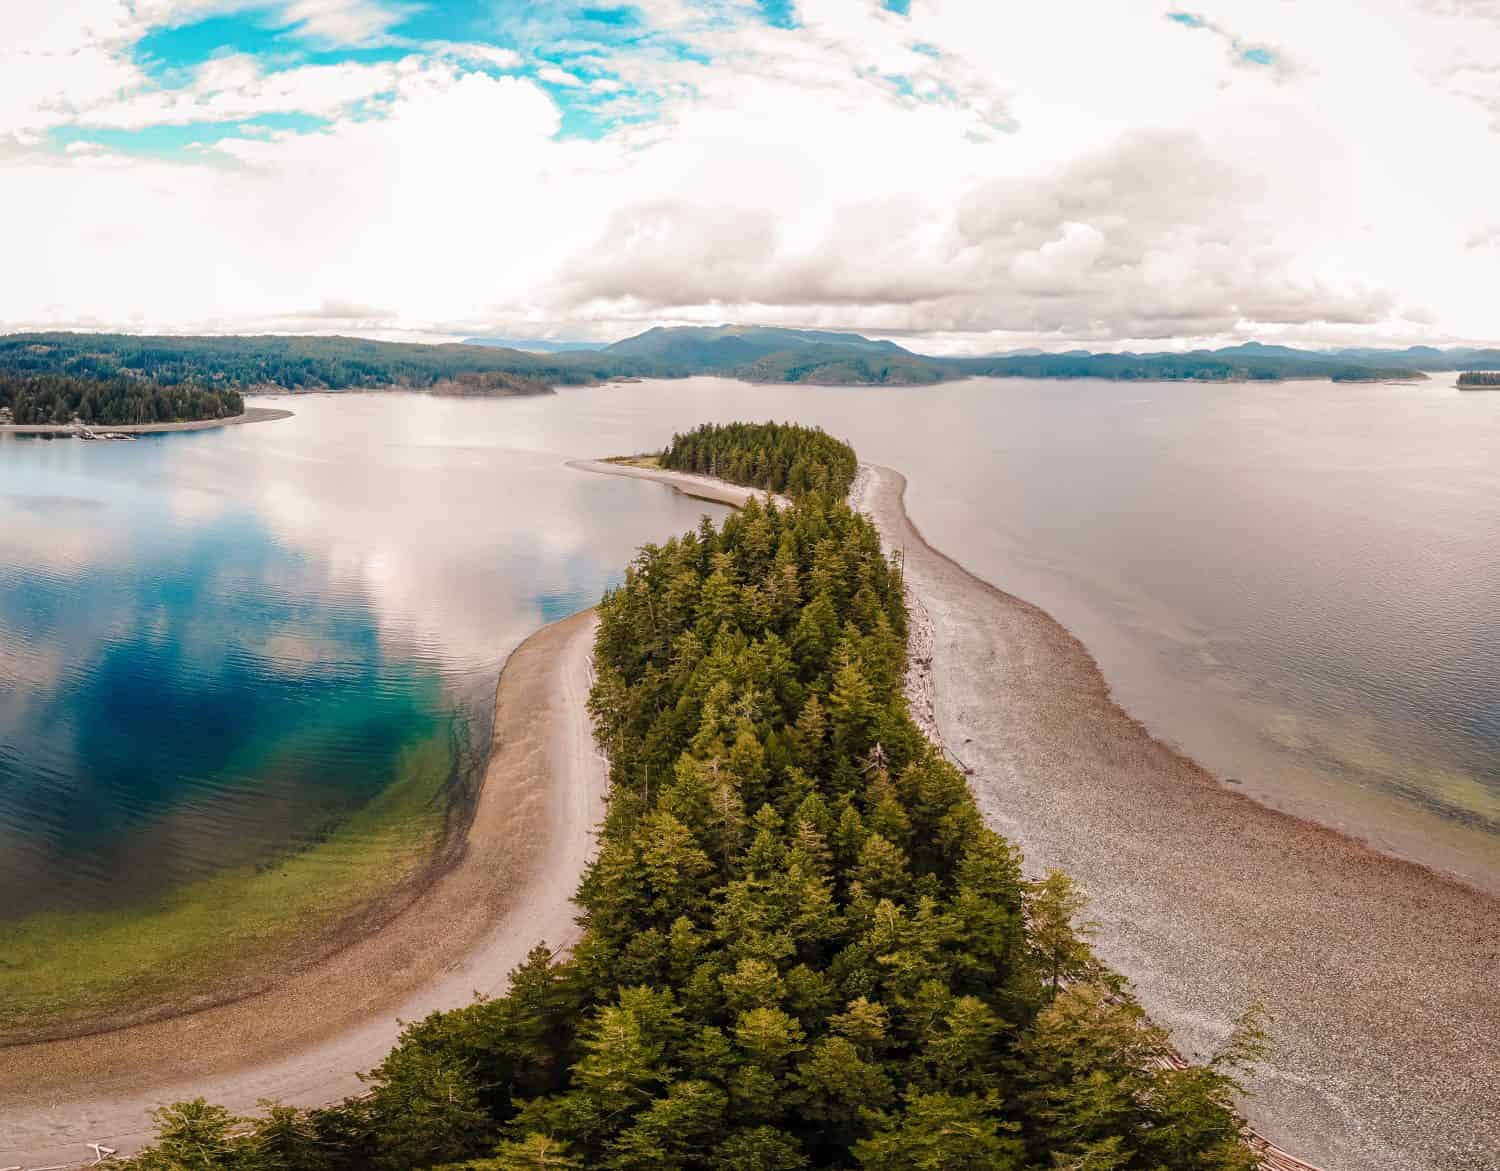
[0,333,604,394]
[1457,371,1500,388]
[118,423,1264,1171]
[0,370,242,426]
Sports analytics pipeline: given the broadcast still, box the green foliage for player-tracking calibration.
[1457,371,1500,387]
[7,327,1484,395]
[118,424,1261,1170]
[661,422,859,499]
[0,369,242,425]
[0,333,605,393]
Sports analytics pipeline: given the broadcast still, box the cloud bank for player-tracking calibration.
[1,0,1496,350]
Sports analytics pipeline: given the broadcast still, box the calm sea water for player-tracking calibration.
[0,394,731,917]
[3,375,1497,917]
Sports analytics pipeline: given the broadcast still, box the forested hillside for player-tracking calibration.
[0,333,609,392]
[0,370,242,426]
[1457,371,1500,388]
[119,423,1263,1171]
[737,346,947,386]
[7,326,1485,393]
[662,421,860,498]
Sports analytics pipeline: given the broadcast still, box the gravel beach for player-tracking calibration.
[851,464,1500,1171]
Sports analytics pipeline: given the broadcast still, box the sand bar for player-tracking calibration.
[0,406,293,435]
[0,608,605,1170]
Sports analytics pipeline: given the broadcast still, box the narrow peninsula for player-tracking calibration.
[85,423,1275,1171]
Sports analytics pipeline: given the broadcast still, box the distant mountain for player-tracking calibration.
[4,326,1495,393]
[461,336,599,353]
[604,324,909,374]
[1323,346,1500,371]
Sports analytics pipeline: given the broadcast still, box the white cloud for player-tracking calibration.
[432,42,525,70]
[537,65,585,88]
[78,54,405,128]
[277,0,415,45]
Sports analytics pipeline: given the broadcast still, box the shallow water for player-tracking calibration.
[434,374,1500,886]
[0,395,731,917]
[3,375,1498,920]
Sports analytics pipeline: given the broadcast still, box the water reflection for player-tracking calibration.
[4,377,1498,915]
[0,407,732,917]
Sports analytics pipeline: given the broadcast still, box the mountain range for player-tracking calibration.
[4,326,1498,393]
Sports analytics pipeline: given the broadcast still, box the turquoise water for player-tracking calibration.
[0,397,731,917]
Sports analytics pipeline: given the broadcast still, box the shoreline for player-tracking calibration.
[0,406,293,435]
[0,608,607,1170]
[578,458,1499,1171]
[854,464,1498,1171]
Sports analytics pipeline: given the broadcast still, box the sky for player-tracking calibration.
[3,0,1498,353]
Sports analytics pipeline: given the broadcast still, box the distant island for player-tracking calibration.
[1457,371,1500,389]
[4,327,1500,407]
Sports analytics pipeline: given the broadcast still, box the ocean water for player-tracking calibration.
[0,395,731,918]
[3,374,1497,924]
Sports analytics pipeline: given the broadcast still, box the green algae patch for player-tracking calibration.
[0,732,457,1043]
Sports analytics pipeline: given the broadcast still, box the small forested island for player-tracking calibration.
[1457,371,1500,389]
[115,422,1267,1171]
[661,420,860,496]
[0,370,242,426]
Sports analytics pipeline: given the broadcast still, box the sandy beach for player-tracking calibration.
[849,464,1500,1171]
[0,406,294,436]
[0,608,605,1170]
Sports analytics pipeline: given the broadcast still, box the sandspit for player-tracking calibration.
[0,608,606,1170]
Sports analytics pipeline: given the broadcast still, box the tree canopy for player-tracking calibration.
[662,422,859,499]
[0,370,242,426]
[118,423,1263,1171]
[7,327,1481,393]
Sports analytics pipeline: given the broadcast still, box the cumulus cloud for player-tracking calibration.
[555,132,1391,338]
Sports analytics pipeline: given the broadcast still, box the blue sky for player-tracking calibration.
[62,2,704,153]
[2,1,1497,347]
